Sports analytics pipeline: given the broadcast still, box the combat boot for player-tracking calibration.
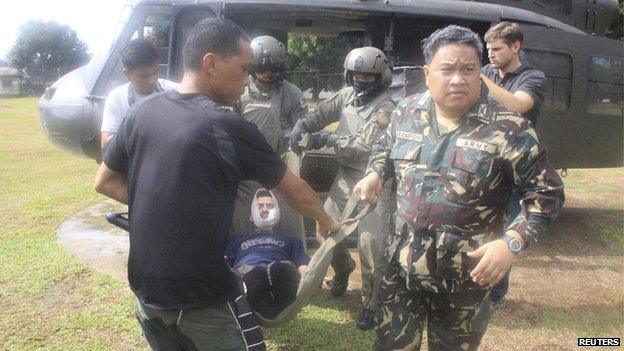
[330,258,356,297]
[357,308,376,331]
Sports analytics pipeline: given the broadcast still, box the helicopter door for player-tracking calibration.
[169,9,217,81]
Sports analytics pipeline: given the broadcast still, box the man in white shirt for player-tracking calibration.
[100,38,179,149]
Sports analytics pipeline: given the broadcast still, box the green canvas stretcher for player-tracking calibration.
[255,191,374,328]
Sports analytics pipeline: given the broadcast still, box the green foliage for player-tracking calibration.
[8,20,89,94]
[0,98,142,350]
[286,34,363,99]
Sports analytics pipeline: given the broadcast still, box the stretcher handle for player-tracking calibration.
[338,190,376,225]
[106,212,130,232]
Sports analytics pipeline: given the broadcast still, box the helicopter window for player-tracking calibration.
[586,56,623,117]
[523,49,572,112]
[588,56,622,85]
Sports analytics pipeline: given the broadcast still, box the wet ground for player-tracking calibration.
[56,200,130,282]
[56,200,365,289]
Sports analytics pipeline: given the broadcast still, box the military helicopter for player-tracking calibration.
[474,0,621,37]
[39,0,623,190]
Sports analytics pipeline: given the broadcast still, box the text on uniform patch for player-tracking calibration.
[396,131,423,142]
[456,138,496,153]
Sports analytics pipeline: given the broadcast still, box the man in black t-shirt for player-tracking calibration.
[480,22,547,307]
[94,18,340,351]
[481,22,546,127]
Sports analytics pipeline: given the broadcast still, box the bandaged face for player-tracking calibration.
[251,189,280,231]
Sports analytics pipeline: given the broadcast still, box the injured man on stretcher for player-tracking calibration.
[225,188,310,319]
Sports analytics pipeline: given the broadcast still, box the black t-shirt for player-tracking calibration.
[481,63,546,126]
[103,92,287,309]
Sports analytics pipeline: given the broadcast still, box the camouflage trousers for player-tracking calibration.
[374,262,491,351]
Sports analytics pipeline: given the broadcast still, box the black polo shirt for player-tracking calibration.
[103,92,287,309]
[481,63,546,126]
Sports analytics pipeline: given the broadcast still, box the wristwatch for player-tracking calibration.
[501,234,523,254]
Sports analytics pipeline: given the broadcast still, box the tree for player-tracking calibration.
[8,20,89,94]
[286,33,364,100]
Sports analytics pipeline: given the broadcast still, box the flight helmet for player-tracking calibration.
[250,35,288,73]
[343,46,392,88]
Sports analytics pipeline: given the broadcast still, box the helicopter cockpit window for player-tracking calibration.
[92,6,173,97]
[586,56,623,117]
[142,15,171,77]
[143,15,171,48]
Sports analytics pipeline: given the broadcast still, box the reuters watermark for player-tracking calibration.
[577,338,620,347]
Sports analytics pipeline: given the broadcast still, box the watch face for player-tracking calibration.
[509,239,522,252]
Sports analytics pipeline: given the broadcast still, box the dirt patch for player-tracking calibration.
[480,168,624,349]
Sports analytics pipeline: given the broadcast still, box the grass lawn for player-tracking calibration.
[0,97,375,350]
[1,97,622,350]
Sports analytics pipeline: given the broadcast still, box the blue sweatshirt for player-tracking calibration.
[225,231,310,269]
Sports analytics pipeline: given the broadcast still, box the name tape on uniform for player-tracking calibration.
[456,138,496,153]
[396,131,422,142]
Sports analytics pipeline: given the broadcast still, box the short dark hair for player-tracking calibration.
[121,39,159,70]
[183,18,249,71]
[256,189,272,199]
[421,25,483,64]
[484,22,524,48]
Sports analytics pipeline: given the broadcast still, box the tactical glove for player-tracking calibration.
[307,132,337,150]
[289,117,320,153]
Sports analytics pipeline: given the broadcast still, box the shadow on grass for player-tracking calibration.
[526,206,624,257]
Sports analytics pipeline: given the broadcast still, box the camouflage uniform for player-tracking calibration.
[310,86,395,312]
[231,77,307,245]
[367,90,564,350]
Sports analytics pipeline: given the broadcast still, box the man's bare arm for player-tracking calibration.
[275,170,340,234]
[94,162,128,204]
[100,132,115,150]
[481,74,535,114]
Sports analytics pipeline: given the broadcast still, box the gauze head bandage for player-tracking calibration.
[251,188,280,230]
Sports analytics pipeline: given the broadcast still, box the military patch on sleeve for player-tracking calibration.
[373,110,391,128]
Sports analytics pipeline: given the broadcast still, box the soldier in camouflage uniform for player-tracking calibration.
[354,25,564,350]
[231,36,307,245]
[289,47,395,330]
